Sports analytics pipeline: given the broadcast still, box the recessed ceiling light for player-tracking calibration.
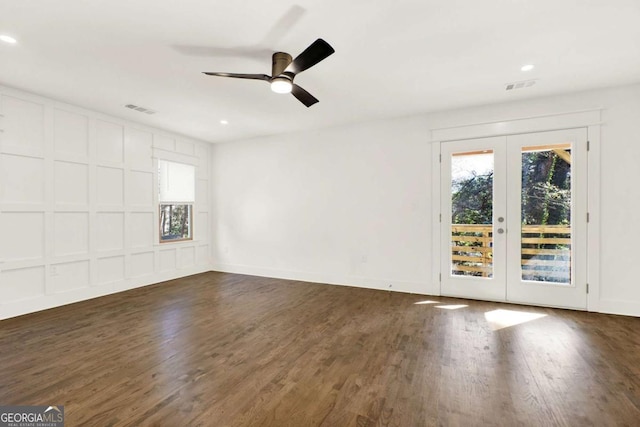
[521,64,535,72]
[0,35,17,44]
[220,119,229,125]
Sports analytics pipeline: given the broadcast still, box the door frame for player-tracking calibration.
[430,109,602,311]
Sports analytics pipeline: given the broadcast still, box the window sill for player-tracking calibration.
[156,238,199,247]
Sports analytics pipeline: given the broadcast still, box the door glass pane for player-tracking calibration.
[450,150,494,278]
[521,144,571,284]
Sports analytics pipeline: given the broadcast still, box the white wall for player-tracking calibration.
[211,117,433,294]
[0,85,212,320]
[211,83,640,317]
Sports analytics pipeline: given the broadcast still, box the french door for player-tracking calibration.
[440,128,588,309]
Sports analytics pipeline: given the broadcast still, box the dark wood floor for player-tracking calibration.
[1,272,639,426]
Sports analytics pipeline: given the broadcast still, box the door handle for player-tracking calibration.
[497,228,505,234]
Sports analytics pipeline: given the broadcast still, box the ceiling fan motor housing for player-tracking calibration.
[272,52,293,78]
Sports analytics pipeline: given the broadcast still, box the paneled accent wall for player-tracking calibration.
[0,86,212,319]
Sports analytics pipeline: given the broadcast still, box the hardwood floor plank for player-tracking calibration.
[1,272,640,426]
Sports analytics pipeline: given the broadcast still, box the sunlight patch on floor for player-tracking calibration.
[484,309,547,331]
[435,304,468,310]
[414,300,440,305]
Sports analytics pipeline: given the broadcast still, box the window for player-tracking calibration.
[158,160,195,243]
[159,204,192,242]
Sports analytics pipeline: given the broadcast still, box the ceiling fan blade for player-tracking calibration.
[175,45,272,61]
[174,7,306,62]
[260,5,306,47]
[291,84,319,107]
[202,72,271,81]
[286,39,335,75]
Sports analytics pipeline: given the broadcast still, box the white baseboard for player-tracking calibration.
[212,264,640,318]
[210,263,436,296]
[597,299,640,317]
[6,264,635,319]
[0,266,211,321]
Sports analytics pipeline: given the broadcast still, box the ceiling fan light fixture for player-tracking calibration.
[270,77,292,94]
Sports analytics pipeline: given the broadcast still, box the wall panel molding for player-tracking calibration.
[0,84,212,320]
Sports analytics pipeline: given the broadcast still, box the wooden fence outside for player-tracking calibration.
[451,224,571,282]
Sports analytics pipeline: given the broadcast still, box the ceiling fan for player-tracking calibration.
[203,38,335,107]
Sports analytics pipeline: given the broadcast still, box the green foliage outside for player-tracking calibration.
[521,151,571,226]
[451,150,571,226]
[160,204,191,240]
[451,172,493,224]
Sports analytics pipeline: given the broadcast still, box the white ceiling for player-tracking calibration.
[1,0,639,143]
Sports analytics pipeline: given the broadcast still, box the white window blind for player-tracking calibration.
[158,160,195,202]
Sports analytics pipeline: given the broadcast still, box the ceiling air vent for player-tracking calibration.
[505,79,537,91]
[124,104,156,115]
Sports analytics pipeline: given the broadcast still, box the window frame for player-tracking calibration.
[159,203,193,243]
